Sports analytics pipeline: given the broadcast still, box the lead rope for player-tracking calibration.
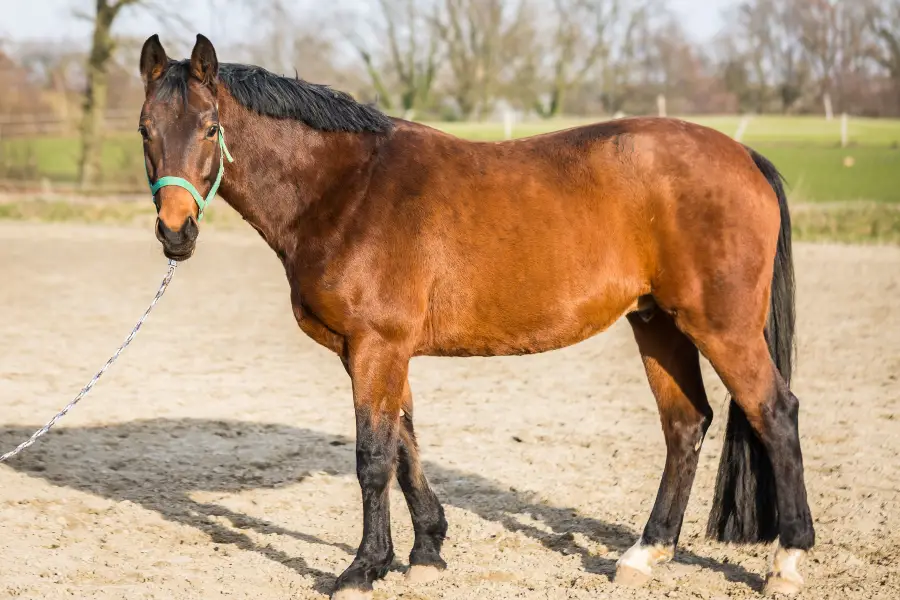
[0,259,178,463]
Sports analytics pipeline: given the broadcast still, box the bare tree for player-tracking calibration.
[435,0,533,120]
[715,35,756,112]
[243,0,361,92]
[0,47,54,123]
[254,0,292,72]
[793,0,876,115]
[349,0,442,118]
[78,0,146,187]
[729,0,779,112]
[795,0,842,113]
[770,2,810,112]
[644,19,710,113]
[720,0,820,113]
[528,0,620,118]
[865,0,900,99]
[598,0,666,114]
[15,41,84,125]
[290,31,368,94]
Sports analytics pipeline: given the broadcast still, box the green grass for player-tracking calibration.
[791,202,900,244]
[753,145,900,203]
[0,198,155,224]
[2,115,900,204]
[0,134,144,186]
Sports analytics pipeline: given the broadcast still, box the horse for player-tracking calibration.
[137,33,815,599]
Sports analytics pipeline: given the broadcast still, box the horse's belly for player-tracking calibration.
[419,285,642,357]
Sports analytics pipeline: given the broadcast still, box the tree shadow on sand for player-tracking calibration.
[0,419,761,594]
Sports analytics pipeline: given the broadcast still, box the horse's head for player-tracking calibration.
[139,34,228,261]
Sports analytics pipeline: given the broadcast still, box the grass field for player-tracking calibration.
[2,115,900,202]
[1,115,899,243]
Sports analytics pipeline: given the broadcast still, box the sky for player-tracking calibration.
[3,0,735,47]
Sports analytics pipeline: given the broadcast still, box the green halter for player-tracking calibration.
[148,125,235,221]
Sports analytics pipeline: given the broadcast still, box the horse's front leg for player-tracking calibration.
[397,380,448,581]
[332,335,409,600]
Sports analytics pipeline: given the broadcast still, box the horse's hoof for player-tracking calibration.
[614,539,671,587]
[331,588,373,600]
[614,564,652,587]
[763,575,803,596]
[764,545,805,596]
[406,564,444,583]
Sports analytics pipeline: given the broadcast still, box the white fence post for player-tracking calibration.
[657,94,667,118]
[841,112,849,148]
[734,115,752,142]
[503,108,514,140]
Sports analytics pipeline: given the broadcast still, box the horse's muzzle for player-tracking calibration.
[156,216,198,261]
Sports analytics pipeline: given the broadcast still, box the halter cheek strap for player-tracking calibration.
[148,125,235,221]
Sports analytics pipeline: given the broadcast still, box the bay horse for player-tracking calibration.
[138,34,814,599]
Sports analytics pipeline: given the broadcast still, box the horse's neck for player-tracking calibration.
[216,97,380,260]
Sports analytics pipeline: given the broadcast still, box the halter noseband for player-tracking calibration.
[148,125,235,221]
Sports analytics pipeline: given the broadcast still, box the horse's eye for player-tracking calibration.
[138,125,150,141]
[206,125,219,139]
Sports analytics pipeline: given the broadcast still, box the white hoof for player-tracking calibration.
[614,539,674,587]
[406,564,443,583]
[764,545,805,596]
[331,588,373,600]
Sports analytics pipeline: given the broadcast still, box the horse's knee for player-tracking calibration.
[356,436,397,490]
[658,400,712,461]
[670,408,712,444]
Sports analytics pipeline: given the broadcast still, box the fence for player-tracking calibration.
[0,110,136,139]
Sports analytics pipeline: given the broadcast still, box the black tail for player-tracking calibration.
[706,147,795,544]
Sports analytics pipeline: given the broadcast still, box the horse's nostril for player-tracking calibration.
[182,216,199,242]
[156,219,175,243]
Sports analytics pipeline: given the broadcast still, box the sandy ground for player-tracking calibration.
[0,221,898,600]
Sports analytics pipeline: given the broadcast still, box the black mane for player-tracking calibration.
[156,61,393,134]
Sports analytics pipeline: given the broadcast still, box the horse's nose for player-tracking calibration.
[156,216,198,258]
[156,216,197,244]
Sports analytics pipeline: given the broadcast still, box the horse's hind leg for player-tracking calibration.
[397,381,448,582]
[695,331,814,595]
[615,311,712,586]
[668,262,814,595]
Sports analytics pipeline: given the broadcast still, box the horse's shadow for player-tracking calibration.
[0,419,760,594]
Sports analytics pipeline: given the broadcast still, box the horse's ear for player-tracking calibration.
[139,34,168,87]
[190,34,219,88]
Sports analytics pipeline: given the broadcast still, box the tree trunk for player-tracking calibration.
[537,87,563,119]
[358,50,395,112]
[79,1,118,188]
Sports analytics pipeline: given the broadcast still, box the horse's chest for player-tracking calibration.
[291,302,345,355]
[288,279,347,356]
